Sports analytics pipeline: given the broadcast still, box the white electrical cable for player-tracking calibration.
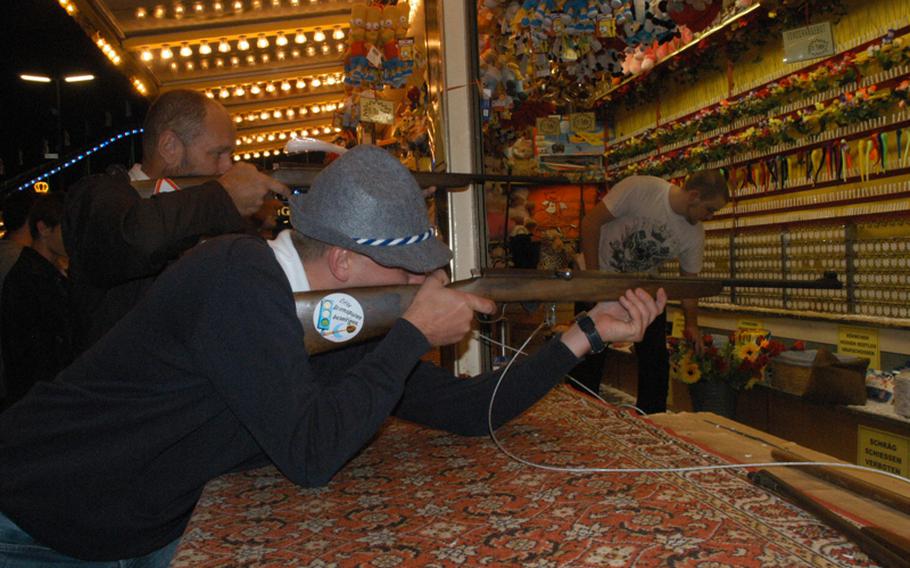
[476,328,910,487]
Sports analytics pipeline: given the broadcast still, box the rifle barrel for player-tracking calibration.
[131,170,573,198]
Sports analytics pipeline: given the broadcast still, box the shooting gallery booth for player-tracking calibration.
[17,0,910,565]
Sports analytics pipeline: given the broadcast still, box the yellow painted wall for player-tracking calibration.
[612,0,910,139]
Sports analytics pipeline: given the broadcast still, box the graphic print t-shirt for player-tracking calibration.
[597,176,704,274]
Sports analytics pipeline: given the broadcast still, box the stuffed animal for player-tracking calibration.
[649,1,679,43]
[563,0,593,34]
[393,1,414,86]
[362,4,383,87]
[617,0,679,46]
[639,43,658,71]
[379,4,398,87]
[344,2,369,87]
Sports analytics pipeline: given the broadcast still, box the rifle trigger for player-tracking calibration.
[545,303,558,328]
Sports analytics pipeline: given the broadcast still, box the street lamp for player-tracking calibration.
[20,72,95,159]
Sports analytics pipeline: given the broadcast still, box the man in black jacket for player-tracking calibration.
[64,89,288,353]
[0,145,665,566]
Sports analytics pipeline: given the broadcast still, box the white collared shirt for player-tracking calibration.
[127,163,181,194]
[268,229,311,292]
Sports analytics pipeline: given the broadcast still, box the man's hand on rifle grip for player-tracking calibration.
[403,270,496,348]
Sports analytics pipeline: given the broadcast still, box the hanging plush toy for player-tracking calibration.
[344,2,369,87]
[648,1,680,43]
[362,3,382,88]
[563,0,593,34]
[379,4,397,88]
[393,1,414,87]
[616,0,679,46]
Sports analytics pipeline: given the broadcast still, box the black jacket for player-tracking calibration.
[0,234,579,560]
[0,247,74,409]
[63,166,246,353]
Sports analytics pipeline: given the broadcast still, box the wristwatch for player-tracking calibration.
[575,311,606,354]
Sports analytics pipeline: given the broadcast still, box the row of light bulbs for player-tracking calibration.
[132,78,150,95]
[95,35,123,66]
[139,28,346,63]
[234,126,342,153]
[233,150,282,161]
[161,44,343,73]
[233,102,342,126]
[136,0,327,20]
[205,73,343,101]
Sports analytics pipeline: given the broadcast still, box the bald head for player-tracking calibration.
[141,89,235,178]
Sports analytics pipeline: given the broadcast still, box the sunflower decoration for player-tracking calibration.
[679,361,702,385]
[737,341,760,362]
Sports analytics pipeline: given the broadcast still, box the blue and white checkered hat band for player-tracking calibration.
[353,228,434,247]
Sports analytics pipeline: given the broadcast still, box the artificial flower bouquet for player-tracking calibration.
[669,330,796,391]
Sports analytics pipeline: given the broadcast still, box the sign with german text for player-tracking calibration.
[858,426,909,477]
[838,326,880,370]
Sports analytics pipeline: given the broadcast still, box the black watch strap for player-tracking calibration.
[575,312,605,354]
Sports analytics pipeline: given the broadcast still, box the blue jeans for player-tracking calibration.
[0,512,179,567]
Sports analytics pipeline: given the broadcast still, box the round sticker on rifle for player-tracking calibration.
[312,293,364,343]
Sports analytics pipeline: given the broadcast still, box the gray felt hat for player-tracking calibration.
[288,144,452,273]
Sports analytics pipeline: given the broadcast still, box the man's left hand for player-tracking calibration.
[561,288,667,358]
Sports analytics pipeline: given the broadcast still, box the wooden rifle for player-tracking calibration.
[130,167,574,198]
[296,268,842,355]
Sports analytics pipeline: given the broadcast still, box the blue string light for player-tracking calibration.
[14,128,144,192]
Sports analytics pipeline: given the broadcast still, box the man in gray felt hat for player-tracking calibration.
[0,144,665,566]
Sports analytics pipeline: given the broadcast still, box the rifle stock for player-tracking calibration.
[296,269,842,355]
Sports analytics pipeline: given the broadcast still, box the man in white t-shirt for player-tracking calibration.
[573,170,729,413]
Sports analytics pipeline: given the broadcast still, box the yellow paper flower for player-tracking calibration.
[679,362,702,385]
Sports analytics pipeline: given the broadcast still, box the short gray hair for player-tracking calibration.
[142,89,213,159]
[290,230,330,263]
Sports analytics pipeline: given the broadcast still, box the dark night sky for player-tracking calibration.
[0,0,148,190]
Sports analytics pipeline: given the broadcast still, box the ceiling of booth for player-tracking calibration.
[60,0,353,156]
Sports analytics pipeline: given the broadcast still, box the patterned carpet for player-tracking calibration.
[173,386,877,567]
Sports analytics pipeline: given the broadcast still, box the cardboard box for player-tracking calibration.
[770,348,869,405]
